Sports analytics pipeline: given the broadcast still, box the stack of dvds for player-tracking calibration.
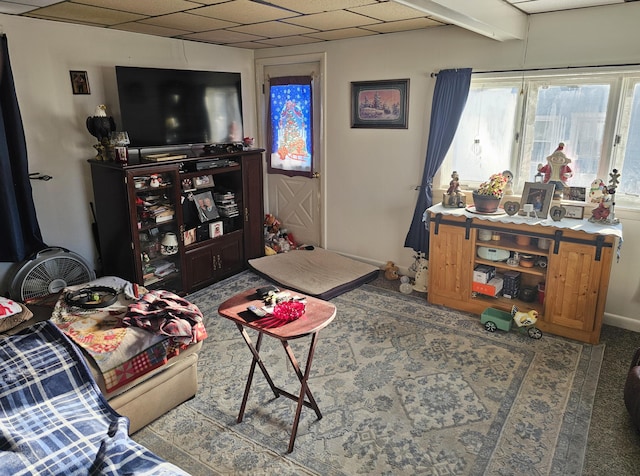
[214,191,240,217]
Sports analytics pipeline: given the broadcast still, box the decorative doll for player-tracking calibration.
[537,142,573,199]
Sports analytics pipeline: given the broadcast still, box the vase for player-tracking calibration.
[472,192,501,213]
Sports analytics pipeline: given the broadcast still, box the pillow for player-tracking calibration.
[0,297,34,332]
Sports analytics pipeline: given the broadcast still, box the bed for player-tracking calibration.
[0,320,189,474]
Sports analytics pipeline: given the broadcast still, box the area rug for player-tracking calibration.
[248,247,379,299]
[131,271,604,476]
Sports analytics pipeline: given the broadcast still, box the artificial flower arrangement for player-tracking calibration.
[475,173,507,198]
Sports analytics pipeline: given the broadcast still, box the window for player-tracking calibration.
[438,70,640,208]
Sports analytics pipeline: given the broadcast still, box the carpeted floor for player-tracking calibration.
[130,270,630,475]
[370,272,640,475]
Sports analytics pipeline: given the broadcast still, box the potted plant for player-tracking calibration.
[472,173,507,213]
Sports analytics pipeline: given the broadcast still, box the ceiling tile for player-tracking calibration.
[185,0,228,4]
[263,0,380,15]
[7,0,66,6]
[192,0,299,23]
[509,0,620,13]
[362,17,443,33]
[0,2,40,14]
[73,0,201,16]
[284,10,380,30]
[25,2,145,25]
[305,27,379,41]
[180,28,266,43]
[230,41,274,49]
[140,12,237,31]
[111,22,190,37]
[229,20,317,37]
[257,35,325,47]
[348,2,427,21]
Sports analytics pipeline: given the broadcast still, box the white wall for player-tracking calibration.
[1,4,638,329]
[254,3,640,330]
[0,14,255,292]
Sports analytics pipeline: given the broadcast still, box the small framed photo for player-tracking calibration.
[563,204,585,219]
[194,175,214,188]
[519,182,555,218]
[209,221,223,238]
[566,186,587,202]
[351,79,409,129]
[193,191,219,222]
[183,227,196,245]
[70,70,90,95]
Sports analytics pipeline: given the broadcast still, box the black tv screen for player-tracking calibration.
[115,66,243,148]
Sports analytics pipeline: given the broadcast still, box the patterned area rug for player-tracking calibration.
[132,271,604,475]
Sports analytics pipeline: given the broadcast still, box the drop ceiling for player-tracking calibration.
[0,0,635,49]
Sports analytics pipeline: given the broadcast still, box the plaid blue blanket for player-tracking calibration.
[0,321,189,475]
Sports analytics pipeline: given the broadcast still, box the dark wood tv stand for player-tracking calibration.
[89,148,264,295]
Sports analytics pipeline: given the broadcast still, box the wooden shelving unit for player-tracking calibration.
[427,204,620,344]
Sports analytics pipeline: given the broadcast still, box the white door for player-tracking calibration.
[256,54,325,247]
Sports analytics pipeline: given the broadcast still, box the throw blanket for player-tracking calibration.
[51,277,207,394]
[0,321,189,475]
[123,290,208,354]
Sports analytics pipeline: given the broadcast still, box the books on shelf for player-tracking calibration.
[214,191,239,217]
[145,153,188,162]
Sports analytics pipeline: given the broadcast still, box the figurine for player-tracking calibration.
[502,170,514,196]
[537,142,573,199]
[589,168,620,224]
[589,178,607,203]
[442,171,466,208]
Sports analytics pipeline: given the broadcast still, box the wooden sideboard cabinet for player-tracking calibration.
[90,148,264,295]
[427,204,621,344]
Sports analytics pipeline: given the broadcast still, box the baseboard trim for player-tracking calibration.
[603,312,640,332]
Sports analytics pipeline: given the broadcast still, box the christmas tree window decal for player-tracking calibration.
[267,76,313,177]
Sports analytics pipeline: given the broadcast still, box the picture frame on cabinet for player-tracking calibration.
[566,186,587,202]
[209,221,223,238]
[194,175,214,188]
[183,227,196,245]
[193,191,219,222]
[563,204,585,219]
[519,182,555,218]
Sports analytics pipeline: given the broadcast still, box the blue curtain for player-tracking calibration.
[404,68,472,254]
[0,35,45,262]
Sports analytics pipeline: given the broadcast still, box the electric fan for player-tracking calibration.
[8,247,96,302]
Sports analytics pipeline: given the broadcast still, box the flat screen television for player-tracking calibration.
[115,66,243,149]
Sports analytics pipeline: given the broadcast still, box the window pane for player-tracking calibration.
[523,83,610,189]
[618,82,640,196]
[447,85,518,183]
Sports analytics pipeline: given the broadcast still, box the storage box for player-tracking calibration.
[502,270,521,299]
[472,276,504,297]
[473,265,496,284]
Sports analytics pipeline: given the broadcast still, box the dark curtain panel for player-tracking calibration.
[0,35,45,262]
[404,68,472,255]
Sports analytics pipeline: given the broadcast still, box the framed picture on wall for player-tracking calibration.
[351,79,409,129]
[70,70,90,95]
[519,182,555,218]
